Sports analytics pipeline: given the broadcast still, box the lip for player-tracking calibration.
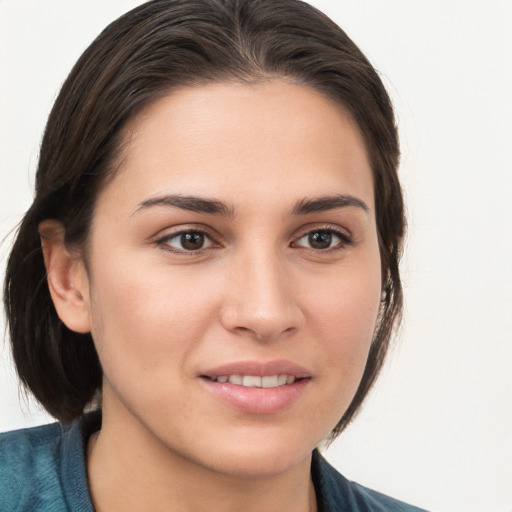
[201,359,312,379]
[199,359,312,415]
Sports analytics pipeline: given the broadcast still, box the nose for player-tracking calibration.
[219,250,304,341]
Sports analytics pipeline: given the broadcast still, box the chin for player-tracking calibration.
[210,450,310,479]
[185,428,319,478]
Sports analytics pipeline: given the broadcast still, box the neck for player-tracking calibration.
[86,408,317,512]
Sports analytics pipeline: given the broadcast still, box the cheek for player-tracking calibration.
[86,255,241,419]
[319,295,379,373]
[85,251,212,378]
[311,255,381,336]
[304,254,382,392]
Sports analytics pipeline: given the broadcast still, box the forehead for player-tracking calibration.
[98,80,374,215]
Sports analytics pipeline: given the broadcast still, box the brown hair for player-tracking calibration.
[4,0,404,437]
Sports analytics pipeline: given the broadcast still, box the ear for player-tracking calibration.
[39,220,91,334]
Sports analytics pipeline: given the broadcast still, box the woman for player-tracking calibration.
[1,0,427,510]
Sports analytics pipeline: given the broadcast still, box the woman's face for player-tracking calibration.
[79,81,381,476]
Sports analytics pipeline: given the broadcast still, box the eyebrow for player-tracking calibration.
[291,194,369,215]
[133,194,234,217]
[132,192,369,218]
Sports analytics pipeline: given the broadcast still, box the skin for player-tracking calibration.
[42,81,382,512]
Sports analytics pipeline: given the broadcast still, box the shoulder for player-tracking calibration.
[312,450,430,512]
[0,415,97,512]
[0,421,67,510]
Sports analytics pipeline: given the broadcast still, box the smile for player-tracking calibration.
[205,375,297,387]
[200,361,312,414]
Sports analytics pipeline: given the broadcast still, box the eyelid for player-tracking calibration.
[152,222,354,255]
[291,224,354,250]
[154,224,221,253]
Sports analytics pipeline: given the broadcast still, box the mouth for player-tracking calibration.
[199,360,312,414]
[202,374,304,387]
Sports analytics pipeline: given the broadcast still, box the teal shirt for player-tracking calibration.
[1,412,428,511]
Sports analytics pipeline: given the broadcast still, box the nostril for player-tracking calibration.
[219,295,305,341]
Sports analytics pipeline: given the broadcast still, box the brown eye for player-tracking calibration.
[181,232,205,250]
[163,230,213,252]
[296,229,351,250]
[308,231,333,249]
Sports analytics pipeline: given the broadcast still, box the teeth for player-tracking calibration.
[214,374,297,387]
[243,375,262,387]
[262,375,278,388]
[228,375,242,385]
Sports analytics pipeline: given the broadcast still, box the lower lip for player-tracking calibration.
[200,378,310,415]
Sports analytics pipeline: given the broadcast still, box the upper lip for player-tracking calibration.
[200,359,312,379]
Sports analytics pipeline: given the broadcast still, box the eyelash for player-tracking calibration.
[292,226,353,253]
[155,227,219,254]
[155,225,353,255]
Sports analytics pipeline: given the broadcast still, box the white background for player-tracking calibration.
[1,1,511,511]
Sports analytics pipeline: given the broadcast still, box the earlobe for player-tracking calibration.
[39,220,91,334]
